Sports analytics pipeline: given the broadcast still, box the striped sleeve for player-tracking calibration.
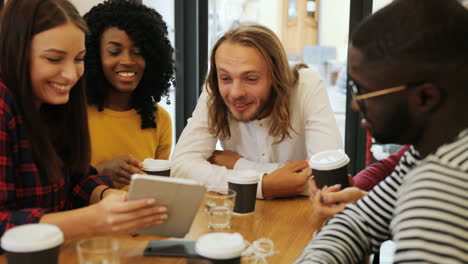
[294,149,419,264]
[391,133,468,263]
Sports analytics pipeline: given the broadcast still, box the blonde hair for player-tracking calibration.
[206,24,306,143]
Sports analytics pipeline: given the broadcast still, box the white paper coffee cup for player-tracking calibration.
[308,149,350,189]
[142,158,171,176]
[195,232,245,263]
[226,170,258,214]
[1,224,64,264]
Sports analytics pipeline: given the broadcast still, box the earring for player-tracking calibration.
[166,95,171,105]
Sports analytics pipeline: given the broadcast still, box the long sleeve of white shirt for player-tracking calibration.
[171,69,343,198]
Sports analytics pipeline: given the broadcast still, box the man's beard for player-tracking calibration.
[227,96,273,122]
[371,104,415,145]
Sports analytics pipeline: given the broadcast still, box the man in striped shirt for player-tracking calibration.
[295,0,468,263]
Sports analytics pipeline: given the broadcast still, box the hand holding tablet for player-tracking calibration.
[128,175,206,237]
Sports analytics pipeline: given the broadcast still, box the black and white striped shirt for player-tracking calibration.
[295,129,468,264]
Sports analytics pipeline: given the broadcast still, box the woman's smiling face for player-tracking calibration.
[100,27,146,94]
[29,22,86,109]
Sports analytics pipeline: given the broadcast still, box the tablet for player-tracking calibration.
[128,174,206,238]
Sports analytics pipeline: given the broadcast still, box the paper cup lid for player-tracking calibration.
[225,170,259,185]
[195,233,245,259]
[142,158,171,171]
[308,149,350,170]
[1,224,64,253]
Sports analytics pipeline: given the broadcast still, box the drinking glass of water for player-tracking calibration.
[76,237,120,264]
[205,190,236,230]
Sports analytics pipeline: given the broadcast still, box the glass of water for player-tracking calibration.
[76,237,120,264]
[205,190,236,230]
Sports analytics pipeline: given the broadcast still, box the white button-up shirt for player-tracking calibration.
[171,69,343,198]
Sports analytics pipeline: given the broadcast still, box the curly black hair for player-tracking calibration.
[84,0,175,129]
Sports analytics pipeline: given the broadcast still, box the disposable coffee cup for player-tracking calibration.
[309,149,350,189]
[226,170,258,215]
[195,233,245,264]
[1,224,64,264]
[142,158,171,177]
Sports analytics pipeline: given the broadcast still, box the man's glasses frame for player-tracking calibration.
[349,79,407,101]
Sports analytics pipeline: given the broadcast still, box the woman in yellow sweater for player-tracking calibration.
[84,0,175,188]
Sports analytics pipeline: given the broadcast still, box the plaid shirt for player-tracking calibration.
[0,79,112,236]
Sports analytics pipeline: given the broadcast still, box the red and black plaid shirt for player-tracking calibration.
[0,79,112,236]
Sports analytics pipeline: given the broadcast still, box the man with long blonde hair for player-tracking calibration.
[172,24,342,198]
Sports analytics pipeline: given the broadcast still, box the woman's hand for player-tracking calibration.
[96,155,145,185]
[86,192,168,235]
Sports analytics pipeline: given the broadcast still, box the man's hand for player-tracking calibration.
[309,178,368,227]
[96,155,145,185]
[207,150,243,169]
[262,160,311,198]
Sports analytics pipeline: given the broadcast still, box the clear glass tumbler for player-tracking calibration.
[76,237,120,264]
[205,189,236,230]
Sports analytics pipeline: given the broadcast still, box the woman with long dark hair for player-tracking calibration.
[0,0,167,238]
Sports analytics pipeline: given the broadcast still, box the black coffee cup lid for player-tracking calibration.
[1,224,64,253]
[195,233,245,259]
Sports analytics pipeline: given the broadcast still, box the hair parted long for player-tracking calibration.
[0,0,90,182]
[206,24,306,143]
[84,0,175,129]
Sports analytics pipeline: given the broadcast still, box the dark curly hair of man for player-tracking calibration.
[84,0,175,129]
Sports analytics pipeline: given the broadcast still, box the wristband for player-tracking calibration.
[100,186,112,200]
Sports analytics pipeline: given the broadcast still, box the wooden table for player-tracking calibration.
[0,197,320,264]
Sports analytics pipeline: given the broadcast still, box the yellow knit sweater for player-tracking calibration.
[87,104,172,188]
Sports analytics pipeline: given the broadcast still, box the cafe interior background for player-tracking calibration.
[66,0,400,176]
[2,0,467,175]
[0,0,466,262]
